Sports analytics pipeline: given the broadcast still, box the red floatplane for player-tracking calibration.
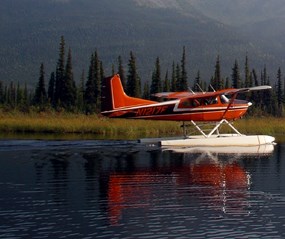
[101,74,275,146]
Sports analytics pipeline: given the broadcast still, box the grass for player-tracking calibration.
[0,111,181,139]
[235,117,285,136]
[0,111,284,140]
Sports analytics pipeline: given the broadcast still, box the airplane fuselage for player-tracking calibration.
[101,95,250,121]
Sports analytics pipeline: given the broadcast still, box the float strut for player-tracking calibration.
[190,119,242,138]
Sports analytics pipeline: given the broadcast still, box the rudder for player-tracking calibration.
[101,74,156,112]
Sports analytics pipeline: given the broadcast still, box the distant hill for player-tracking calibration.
[0,0,284,87]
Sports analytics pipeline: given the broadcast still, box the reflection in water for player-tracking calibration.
[0,140,284,238]
[107,153,251,225]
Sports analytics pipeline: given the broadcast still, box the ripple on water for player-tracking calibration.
[0,140,284,238]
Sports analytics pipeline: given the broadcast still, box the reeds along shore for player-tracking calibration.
[0,112,181,139]
[0,111,282,139]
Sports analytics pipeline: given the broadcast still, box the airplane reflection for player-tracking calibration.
[106,145,274,225]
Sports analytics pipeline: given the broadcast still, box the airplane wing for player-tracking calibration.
[153,91,195,99]
[222,85,272,95]
[153,86,272,100]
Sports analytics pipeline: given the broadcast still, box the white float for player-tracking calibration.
[139,119,275,147]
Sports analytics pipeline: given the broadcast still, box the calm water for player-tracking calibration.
[0,140,284,238]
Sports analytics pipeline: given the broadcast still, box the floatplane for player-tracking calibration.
[101,74,275,147]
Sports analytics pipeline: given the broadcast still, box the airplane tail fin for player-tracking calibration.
[101,74,156,112]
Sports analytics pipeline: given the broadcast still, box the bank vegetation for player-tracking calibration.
[0,111,283,140]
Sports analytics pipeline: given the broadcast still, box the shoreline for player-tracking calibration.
[0,112,283,141]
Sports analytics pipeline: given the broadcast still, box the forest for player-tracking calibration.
[0,36,284,117]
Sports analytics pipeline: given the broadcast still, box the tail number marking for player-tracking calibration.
[136,106,168,116]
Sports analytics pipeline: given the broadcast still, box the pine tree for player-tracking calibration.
[94,50,101,107]
[48,72,55,106]
[231,59,241,88]
[142,81,150,99]
[77,70,85,112]
[126,51,141,97]
[111,64,115,75]
[265,78,276,115]
[193,71,202,92]
[16,81,23,107]
[244,54,251,87]
[175,63,182,91]
[277,67,283,116]
[62,48,77,110]
[163,71,170,92]
[8,82,16,108]
[118,55,126,89]
[150,57,162,98]
[34,63,47,107]
[23,82,29,110]
[225,77,230,89]
[180,46,188,90]
[252,69,259,86]
[85,53,96,114]
[84,50,102,113]
[171,61,176,91]
[262,66,267,85]
[213,55,223,90]
[250,68,261,110]
[54,36,65,107]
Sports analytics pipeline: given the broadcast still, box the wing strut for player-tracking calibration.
[222,92,238,119]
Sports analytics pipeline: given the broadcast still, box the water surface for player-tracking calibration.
[0,140,284,238]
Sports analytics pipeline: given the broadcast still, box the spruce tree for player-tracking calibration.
[94,50,101,107]
[23,82,29,110]
[264,78,275,115]
[142,81,150,100]
[77,70,85,112]
[34,63,47,107]
[16,81,23,107]
[231,59,241,88]
[54,36,65,107]
[252,69,259,86]
[193,71,202,92]
[180,46,188,90]
[163,71,170,92]
[118,55,126,89]
[111,64,115,75]
[85,51,101,113]
[244,54,251,87]
[126,51,141,97]
[175,64,182,91]
[48,72,55,106]
[171,61,176,91]
[150,57,162,97]
[85,53,96,114]
[277,67,283,116]
[213,55,223,90]
[225,77,230,89]
[8,82,16,109]
[250,69,261,110]
[262,66,267,85]
[62,48,77,110]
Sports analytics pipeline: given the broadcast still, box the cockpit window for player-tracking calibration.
[220,95,230,104]
[179,96,218,108]
[204,97,218,105]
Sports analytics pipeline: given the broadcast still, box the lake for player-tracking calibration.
[0,139,284,238]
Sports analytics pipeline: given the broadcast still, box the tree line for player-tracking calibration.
[0,36,284,117]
